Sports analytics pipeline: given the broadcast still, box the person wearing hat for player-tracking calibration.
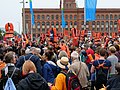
[50,57,70,90]
[107,63,120,90]
[69,51,89,89]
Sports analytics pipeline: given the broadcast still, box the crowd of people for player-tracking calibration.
[0,35,120,90]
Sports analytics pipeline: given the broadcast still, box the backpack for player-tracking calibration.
[4,67,16,90]
[95,60,109,85]
[61,70,82,90]
[19,55,33,72]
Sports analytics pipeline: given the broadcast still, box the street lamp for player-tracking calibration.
[109,13,112,36]
[20,0,28,34]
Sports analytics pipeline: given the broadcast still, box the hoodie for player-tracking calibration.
[42,61,57,83]
[16,73,49,90]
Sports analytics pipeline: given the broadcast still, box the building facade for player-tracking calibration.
[23,0,120,37]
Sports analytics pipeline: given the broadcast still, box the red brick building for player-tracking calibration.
[23,0,120,37]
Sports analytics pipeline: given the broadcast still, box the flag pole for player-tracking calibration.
[84,0,86,33]
[31,14,33,41]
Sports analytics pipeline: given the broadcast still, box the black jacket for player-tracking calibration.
[0,64,21,90]
[107,74,120,90]
[16,73,50,90]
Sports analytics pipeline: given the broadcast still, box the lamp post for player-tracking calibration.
[109,13,112,36]
[20,0,28,34]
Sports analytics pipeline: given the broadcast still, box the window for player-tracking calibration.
[97,15,100,19]
[51,15,54,20]
[42,15,45,20]
[119,15,120,19]
[81,15,84,20]
[25,15,28,19]
[92,21,95,25]
[106,21,109,27]
[66,21,68,26]
[46,15,50,20]
[74,15,77,20]
[114,21,117,28]
[51,22,54,26]
[101,28,104,31]
[101,21,104,25]
[56,15,59,20]
[97,28,100,31]
[101,15,104,19]
[46,22,50,26]
[92,21,95,28]
[110,21,113,25]
[97,21,100,25]
[70,21,72,25]
[42,28,45,32]
[74,21,77,25]
[65,15,68,20]
[56,21,59,26]
[37,22,40,28]
[81,21,84,25]
[114,15,118,20]
[106,15,109,20]
[86,21,89,25]
[70,15,72,20]
[42,22,45,26]
[37,15,40,19]
[110,14,113,20]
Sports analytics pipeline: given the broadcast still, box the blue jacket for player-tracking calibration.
[42,61,57,83]
[16,53,42,75]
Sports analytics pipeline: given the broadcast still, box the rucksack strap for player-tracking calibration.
[10,67,16,78]
[28,55,34,60]
[77,62,82,76]
[60,71,68,89]
[24,55,34,62]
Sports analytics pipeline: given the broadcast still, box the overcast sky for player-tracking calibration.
[0,0,120,33]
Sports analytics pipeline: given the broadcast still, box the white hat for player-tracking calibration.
[57,57,70,69]
[71,51,79,59]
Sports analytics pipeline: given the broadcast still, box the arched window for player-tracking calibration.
[37,22,40,28]
[37,15,40,19]
[97,15,100,19]
[42,15,45,20]
[46,22,50,26]
[56,21,59,26]
[70,21,72,25]
[74,21,77,25]
[101,15,104,19]
[106,21,109,28]
[65,15,68,20]
[56,15,59,20]
[110,14,113,20]
[51,22,54,26]
[51,15,54,20]
[42,22,45,26]
[114,15,118,20]
[70,15,72,20]
[81,15,84,20]
[25,15,29,19]
[106,15,109,20]
[46,15,50,20]
[74,15,77,20]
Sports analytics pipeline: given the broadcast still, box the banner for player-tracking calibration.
[85,0,97,21]
[29,0,35,25]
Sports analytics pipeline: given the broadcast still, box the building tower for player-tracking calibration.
[63,0,76,9]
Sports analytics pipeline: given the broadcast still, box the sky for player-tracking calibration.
[0,0,120,34]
